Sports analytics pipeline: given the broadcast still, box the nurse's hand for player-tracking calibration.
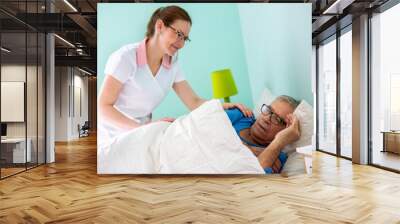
[222,102,253,117]
[153,117,175,123]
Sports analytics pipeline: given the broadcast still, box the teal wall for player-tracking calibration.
[238,4,313,104]
[97,3,312,119]
[98,3,253,119]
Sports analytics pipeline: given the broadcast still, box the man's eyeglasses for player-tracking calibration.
[167,25,191,43]
[260,104,286,126]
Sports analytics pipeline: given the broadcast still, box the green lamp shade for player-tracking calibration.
[211,69,238,100]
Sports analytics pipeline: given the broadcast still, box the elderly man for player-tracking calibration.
[225,95,301,173]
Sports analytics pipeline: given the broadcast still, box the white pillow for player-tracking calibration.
[285,100,314,152]
[253,88,275,118]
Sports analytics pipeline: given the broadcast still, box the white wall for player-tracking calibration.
[54,67,89,141]
[55,67,69,141]
[1,64,46,164]
[1,65,42,137]
[71,72,89,138]
[1,65,26,135]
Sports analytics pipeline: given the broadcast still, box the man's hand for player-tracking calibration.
[275,114,300,146]
[222,102,253,117]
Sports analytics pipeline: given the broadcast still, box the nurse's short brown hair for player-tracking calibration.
[146,6,192,38]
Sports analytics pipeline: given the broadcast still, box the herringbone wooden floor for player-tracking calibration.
[1,134,400,224]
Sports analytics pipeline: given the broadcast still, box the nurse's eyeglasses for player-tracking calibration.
[260,104,287,126]
[167,25,191,43]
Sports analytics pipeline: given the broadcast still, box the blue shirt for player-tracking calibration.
[225,108,288,173]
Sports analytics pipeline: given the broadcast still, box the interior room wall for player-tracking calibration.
[97,3,312,120]
[55,67,89,141]
[1,65,39,138]
[97,3,254,119]
[1,64,45,163]
[72,72,89,138]
[238,4,313,105]
[55,66,69,141]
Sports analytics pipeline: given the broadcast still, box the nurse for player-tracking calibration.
[98,5,252,147]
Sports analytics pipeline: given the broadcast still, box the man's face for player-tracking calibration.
[250,100,294,146]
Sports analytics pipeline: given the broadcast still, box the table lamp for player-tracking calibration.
[211,69,238,103]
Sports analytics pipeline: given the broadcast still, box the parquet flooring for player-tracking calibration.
[1,167,26,178]
[372,150,400,171]
[1,134,400,223]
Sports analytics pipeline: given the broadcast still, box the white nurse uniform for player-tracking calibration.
[98,38,185,148]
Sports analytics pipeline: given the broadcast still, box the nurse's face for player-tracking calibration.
[157,19,191,57]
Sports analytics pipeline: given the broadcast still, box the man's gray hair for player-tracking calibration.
[274,95,300,110]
